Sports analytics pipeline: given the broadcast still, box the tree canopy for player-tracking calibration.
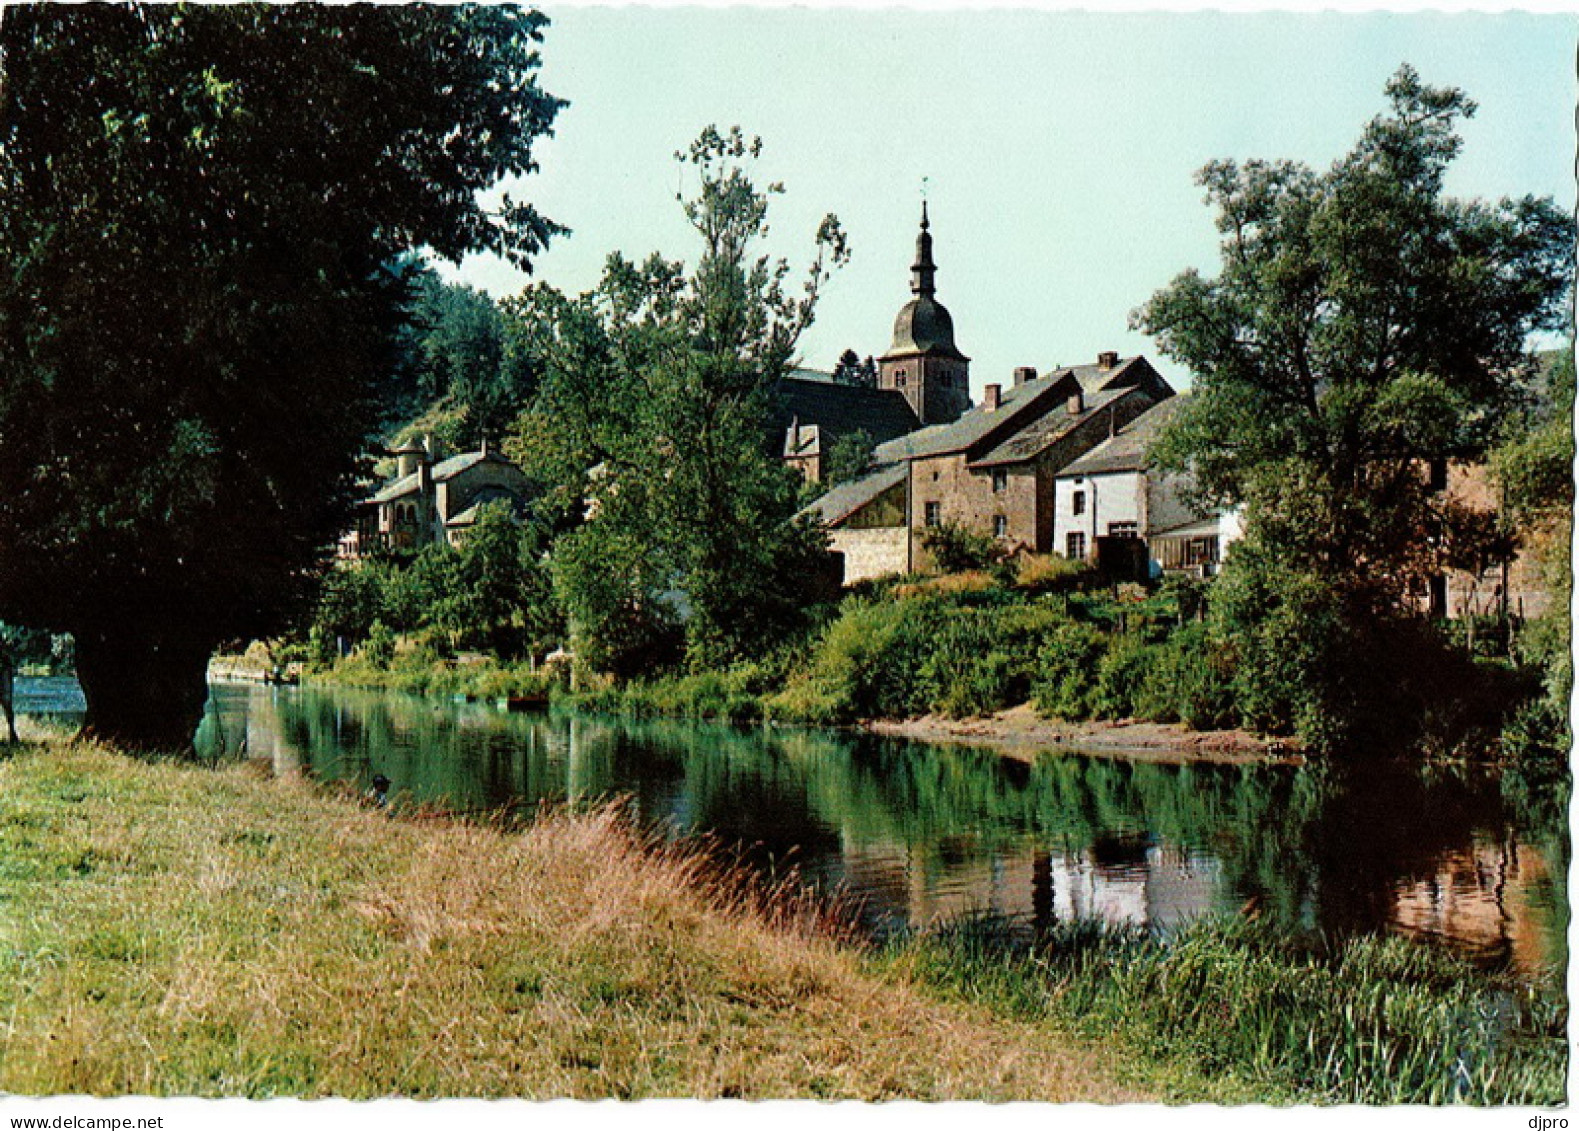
[505,127,847,673]
[0,4,563,749]
[1134,66,1574,750]
[1138,65,1572,602]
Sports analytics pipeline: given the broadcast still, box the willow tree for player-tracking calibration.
[0,4,563,751]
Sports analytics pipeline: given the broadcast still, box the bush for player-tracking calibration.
[919,521,1002,574]
[1012,553,1091,595]
[1092,634,1159,719]
[1031,621,1108,721]
[360,621,396,669]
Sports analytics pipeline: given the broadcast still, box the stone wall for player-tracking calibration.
[831,526,910,584]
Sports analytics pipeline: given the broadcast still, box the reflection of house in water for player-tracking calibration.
[1389,839,1557,973]
[1048,839,1223,929]
[837,833,1223,934]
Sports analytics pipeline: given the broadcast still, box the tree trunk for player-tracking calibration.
[74,626,212,755]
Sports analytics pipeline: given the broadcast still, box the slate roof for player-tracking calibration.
[1057,395,1188,477]
[798,462,907,526]
[885,295,967,361]
[364,450,514,505]
[774,374,920,451]
[971,386,1146,468]
[868,356,1165,465]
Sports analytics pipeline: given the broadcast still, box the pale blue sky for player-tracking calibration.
[448,8,1578,393]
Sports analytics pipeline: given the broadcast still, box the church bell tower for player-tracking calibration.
[878,203,971,425]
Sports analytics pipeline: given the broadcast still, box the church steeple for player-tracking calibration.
[910,202,936,297]
[878,199,971,426]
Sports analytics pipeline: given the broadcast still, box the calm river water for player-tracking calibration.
[17,676,1568,978]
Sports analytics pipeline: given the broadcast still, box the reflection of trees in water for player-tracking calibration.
[249,686,1559,970]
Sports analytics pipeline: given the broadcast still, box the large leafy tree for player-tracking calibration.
[1139,66,1572,596]
[0,4,563,750]
[1134,67,1572,750]
[506,127,846,673]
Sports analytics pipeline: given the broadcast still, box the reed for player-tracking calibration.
[886,913,1567,1105]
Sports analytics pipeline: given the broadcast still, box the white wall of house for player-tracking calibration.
[1051,471,1144,559]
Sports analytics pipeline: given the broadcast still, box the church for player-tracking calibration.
[790,207,1227,585]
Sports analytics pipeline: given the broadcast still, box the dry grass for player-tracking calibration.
[0,739,1144,1100]
[891,570,1000,599]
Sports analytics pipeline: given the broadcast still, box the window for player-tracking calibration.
[924,501,942,527]
[1072,490,1086,516]
[993,515,1008,538]
[992,469,1007,494]
[895,369,907,387]
[1066,532,1087,560]
[1108,521,1138,539]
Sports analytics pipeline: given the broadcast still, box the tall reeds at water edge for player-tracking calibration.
[888,912,1567,1105]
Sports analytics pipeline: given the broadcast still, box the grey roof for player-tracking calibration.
[799,462,907,526]
[972,386,1139,467]
[1146,473,1212,537]
[1057,395,1188,477]
[869,356,1164,464]
[774,374,920,450]
[369,471,422,504]
[364,449,516,506]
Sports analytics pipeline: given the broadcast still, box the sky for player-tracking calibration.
[445,8,1578,395]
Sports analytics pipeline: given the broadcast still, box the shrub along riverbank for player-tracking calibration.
[0,738,1563,1102]
[306,554,1549,760]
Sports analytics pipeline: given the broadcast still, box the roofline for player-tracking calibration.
[966,386,1148,468]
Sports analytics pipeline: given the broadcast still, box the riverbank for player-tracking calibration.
[0,735,1560,1102]
[0,738,1140,1100]
[865,704,1298,765]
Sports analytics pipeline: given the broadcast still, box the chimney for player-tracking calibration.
[1013,366,1037,387]
[1097,351,1119,371]
[1067,389,1085,416]
[983,384,1002,411]
[396,443,422,479]
[481,435,490,457]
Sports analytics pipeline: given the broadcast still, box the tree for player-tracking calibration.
[506,126,847,671]
[386,267,538,448]
[0,5,564,750]
[1134,67,1573,751]
[1138,67,1571,597]
[824,429,877,488]
[831,348,877,388]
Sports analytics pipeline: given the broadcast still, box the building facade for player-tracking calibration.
[338,438,533,558]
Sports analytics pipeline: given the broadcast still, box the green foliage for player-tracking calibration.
[1134,67,1572,754]
[0,4,563,749]
[823,429,876,487]
[830,348,877,388]
[361,622,396,669]
[506,126,846,674]
[1030,621,1108,721]
[898,915,1565,1105]
[919,521,1002,575]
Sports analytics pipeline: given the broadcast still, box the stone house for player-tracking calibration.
[794,205,1183,584]
[337,437,533,558]
[804,355,1176,583]
[1052,395,1243,578]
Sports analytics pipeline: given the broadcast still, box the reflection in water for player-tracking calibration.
[15,676,1567,978]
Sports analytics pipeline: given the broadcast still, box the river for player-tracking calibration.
[16,675,1567,979]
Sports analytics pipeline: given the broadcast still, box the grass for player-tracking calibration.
[883,914,1568,1105]
[0,736,1143,1100]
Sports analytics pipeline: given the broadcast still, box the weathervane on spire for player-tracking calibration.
[920,177,930,228]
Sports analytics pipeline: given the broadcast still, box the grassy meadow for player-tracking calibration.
[0,737,1140,1100]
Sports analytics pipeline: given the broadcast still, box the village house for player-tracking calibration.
[337,437,533,558]
[797,206,1195,584]
[1051,395,1243,579]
